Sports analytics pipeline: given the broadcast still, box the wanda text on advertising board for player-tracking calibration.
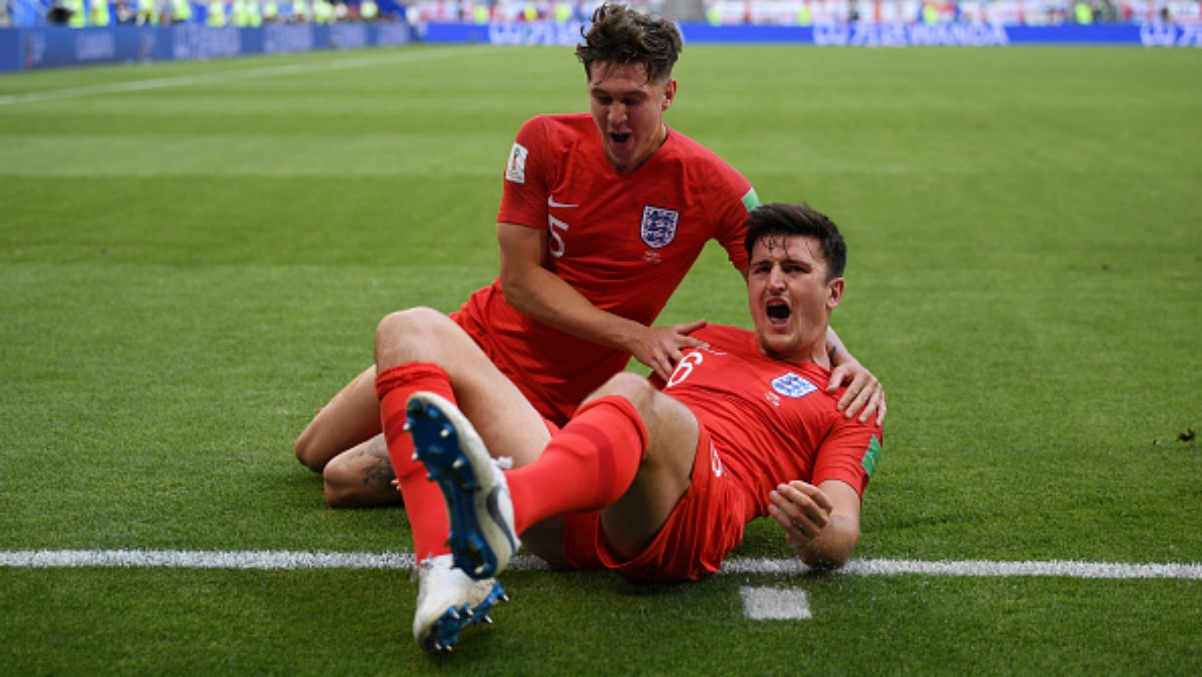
[422,20,1201,48]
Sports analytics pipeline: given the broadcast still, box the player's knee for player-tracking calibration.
[592,371,657,408]
[321,464,359,508]
[294,427,324,472]
[375,306,449,357]
[323,482,353,509]
[376,306,442,338]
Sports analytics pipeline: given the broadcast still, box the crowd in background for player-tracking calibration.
[14,0,1202,29]
[411,0,1199,25]
[37,0,403,26]
[704,0,1202,24]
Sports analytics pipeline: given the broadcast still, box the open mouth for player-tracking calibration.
[765,299,791,325]
[610,132,631,145]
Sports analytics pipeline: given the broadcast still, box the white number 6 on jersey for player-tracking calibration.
[667,352,704,388]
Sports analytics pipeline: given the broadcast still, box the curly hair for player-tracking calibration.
[575,3,683,84]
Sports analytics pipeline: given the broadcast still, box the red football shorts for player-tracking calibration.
[560,426,746,583]
[450,309,576,427]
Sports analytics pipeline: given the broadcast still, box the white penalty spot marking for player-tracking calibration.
[741,586,812,621]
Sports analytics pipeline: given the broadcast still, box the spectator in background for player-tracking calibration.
[290,0,308,23]
[135,0,156,23]
[206,0,226,25]
[170,0,193,23]
[92,0,113,24]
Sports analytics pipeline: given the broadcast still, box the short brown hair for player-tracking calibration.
[744,203,847,281]
[575,3,682,84]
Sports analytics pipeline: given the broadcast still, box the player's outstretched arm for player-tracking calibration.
[768,480,862,570]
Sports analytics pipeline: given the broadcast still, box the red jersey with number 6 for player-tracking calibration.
[661,324,882,517]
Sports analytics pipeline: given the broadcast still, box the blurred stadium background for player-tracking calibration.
[2,0,1199,73]
[3,0,1201,32]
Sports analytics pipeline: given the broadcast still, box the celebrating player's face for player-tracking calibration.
[587,61,676,174]
[747,235,844,363]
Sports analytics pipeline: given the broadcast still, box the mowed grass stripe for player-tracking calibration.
[0,45,495,106]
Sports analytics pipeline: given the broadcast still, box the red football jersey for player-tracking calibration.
[460,114,757,422]
[660,324,882,520]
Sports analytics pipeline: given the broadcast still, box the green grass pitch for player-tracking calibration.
[1,44,1199,674]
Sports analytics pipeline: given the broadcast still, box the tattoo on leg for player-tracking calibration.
[362,436,396,489]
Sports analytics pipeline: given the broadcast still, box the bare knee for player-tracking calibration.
[586,371,658,410]
[295,419,327,472]
[375,307,455,368]
[322,465,361,508]
[375,307,447,348]
[322,459,393,509]
[321,437,401,509]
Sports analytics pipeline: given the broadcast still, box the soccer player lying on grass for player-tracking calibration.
[372,203,884,651]
[294,2,886,509]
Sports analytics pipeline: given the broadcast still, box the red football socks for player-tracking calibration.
[507,395,648,534]
[375,362,455,561]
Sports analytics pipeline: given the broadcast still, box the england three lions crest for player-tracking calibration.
[640,205,679,249]
[771,373,818,399]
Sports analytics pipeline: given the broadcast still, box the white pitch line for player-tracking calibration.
[0,45,492,107]
[1,550,1200,580]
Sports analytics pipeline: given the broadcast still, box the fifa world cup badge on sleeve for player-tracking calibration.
[505,143,528,184]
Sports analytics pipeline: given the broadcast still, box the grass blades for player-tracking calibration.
[1,44,1200,674]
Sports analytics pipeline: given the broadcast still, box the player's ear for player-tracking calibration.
[826,277,844,311]
[661,79,677,112]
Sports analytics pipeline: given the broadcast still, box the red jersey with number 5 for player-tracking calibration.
[458,113,757,423]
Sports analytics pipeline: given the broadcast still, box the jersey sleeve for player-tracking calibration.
[497,116,552,230]
[706,163,758,272]
[811,415,883,498]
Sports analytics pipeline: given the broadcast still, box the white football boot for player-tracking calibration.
[406,391,517,580]
[412,554,507,652]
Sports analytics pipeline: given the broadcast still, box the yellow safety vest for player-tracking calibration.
[91,0,112,26]
[207,0,226,26]
[246,0,262,26]
[172,0,192,22]
[66,0,88,26]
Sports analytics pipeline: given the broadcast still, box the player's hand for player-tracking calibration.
[767,481,833,552]
[827,360,886,425]
[630,320,709,381]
